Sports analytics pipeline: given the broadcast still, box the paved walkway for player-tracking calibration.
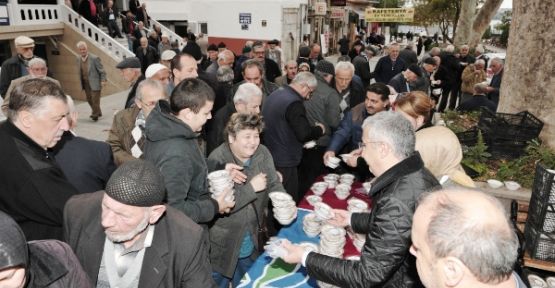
[74,90,128,141]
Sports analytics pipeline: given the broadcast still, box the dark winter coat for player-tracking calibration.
[144,101,218,223]
[306,153,440,287]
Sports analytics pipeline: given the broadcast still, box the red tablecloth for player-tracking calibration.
[297,176,373,258]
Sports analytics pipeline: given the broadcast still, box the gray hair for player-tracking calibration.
[76,41,87,49]
[444,45,455,53]
[430,47,441,55]
[136,79,167,101]
[242,59,265,76]
[291,71,317,88]
[335,61,354,76]
[217,66,234,83]
[284,60,297,68]
[475,44,485,54]
[7,78,67,121]
[362,111,414,159]
[491,57,504,66]
[419,189,518,283]
[28,57,46,68]
[475,59,486,66]
[233,82,262,104]
[65,95,76,127]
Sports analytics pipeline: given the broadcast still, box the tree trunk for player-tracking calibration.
[454,0,476,45]
[454,0,503,47]
[498,0,555,149]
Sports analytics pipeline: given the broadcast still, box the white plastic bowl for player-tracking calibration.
[504,181,521,191]
[487,179,503,189]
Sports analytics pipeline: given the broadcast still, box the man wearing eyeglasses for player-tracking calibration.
[251,41,281,83]
[280,111,440,287]
[262,72,325,202]
[0,36,39,99]
[2,57,61,115]
[107,79,167,166]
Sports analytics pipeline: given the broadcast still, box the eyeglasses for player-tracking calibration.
[304,84,315,98]
[358,140,383,149]
[140,99,157,107]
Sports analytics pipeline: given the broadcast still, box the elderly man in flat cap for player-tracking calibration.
[0,36,37,98]
[0,210,91,288]
[64,160,216,287]
[117,57,145,109]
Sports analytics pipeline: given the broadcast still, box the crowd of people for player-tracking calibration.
[0,6,523,286]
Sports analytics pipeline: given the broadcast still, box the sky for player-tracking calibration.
[501,0,512,9]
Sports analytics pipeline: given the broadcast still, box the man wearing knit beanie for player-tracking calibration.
[64,160,216,287]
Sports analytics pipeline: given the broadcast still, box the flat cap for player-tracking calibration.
[15,36,35,48]
[116,57,141,69]
[316,60,335,76]
[207,44,218,51]
[407,64,423,77]
[105,160,166,207]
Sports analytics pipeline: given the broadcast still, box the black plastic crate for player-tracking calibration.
[486,137,529,159]
[478,108,543,142]
[525,164,555,232]
[524,225,555,262]
[524,164,555,262]
[455,127,478,147]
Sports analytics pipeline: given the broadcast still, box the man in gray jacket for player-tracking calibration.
[76,41,106,121]
[299,60,341,197]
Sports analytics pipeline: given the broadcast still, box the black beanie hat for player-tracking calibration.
[105,160,166,207]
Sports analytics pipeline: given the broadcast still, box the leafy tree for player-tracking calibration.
[495,10,511,46]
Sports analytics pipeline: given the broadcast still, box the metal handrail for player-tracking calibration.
[59,4,134,60]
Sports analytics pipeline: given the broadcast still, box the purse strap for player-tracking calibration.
[251,202,263,231]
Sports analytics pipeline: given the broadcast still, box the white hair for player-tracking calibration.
[76,41,87,49]
[28,57,46,68]
[444,45,455,53]
[335,61,354,75]
[233,82,262,104]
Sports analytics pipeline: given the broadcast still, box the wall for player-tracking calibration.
[48,24,128,101]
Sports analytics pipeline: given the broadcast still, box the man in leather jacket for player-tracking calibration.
[281,111,440,287]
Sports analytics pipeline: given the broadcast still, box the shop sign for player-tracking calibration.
[314,2,327,16]
[330,7,345,19]
[364,8,415,22]
[239,13,251,25]
[330,0,346,6]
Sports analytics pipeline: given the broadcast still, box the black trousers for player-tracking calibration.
[276,166,299,203]
[298,146,326,201]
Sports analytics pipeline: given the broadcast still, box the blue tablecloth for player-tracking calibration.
[238,208,320,288]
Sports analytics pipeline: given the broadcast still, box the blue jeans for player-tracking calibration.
[212,256,254,288]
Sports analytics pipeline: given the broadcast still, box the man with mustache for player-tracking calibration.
[64,160,216,287]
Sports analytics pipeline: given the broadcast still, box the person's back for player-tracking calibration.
[53,131,116,193]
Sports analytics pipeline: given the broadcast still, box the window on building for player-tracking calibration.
[200,23,208,34]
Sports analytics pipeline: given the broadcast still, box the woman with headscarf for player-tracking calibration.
[394,91,475,188]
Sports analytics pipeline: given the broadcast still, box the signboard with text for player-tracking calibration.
[364,8,415,23]
[330,7,346,19]
[314,2,327,16]
[330,0,346,6]
[239,13,251,25]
